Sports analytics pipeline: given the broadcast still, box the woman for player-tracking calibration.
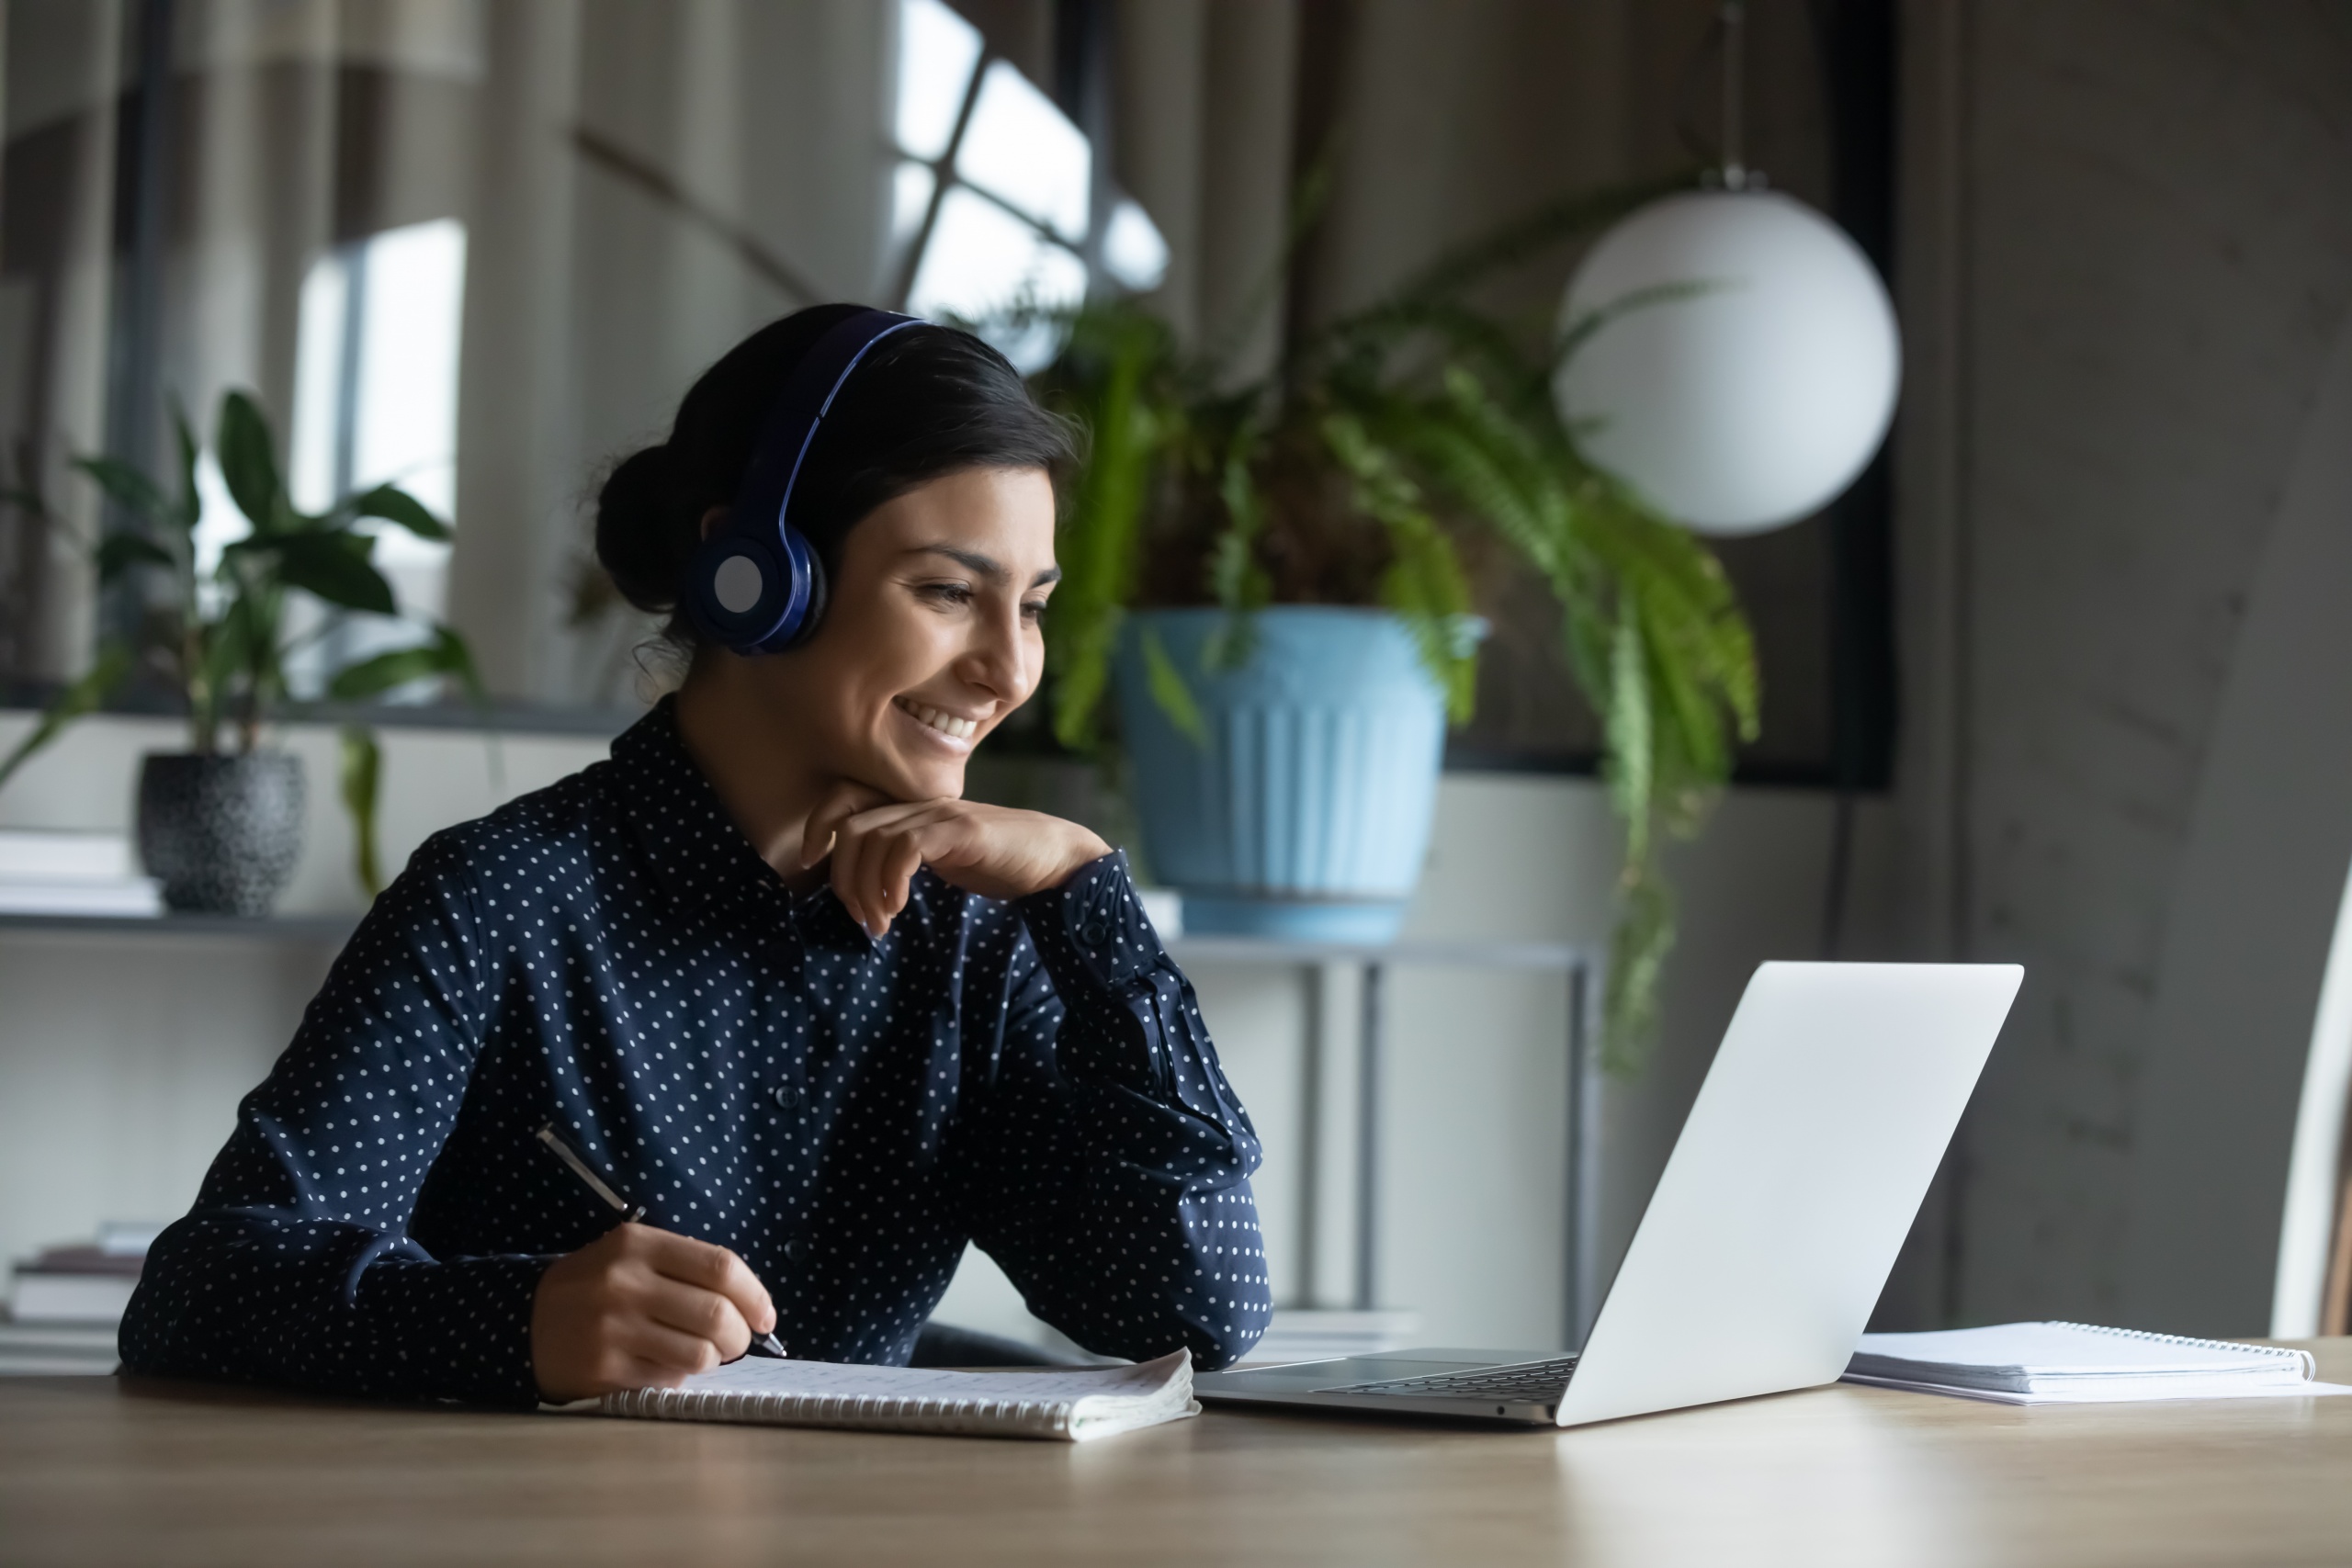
[119,305,1272,1405]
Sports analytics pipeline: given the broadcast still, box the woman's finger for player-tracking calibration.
[875,829,927,918]
[829,816,876,931]
[863,807,971,930]
[635,1227,775,1333]
[615,1313,727,1377]
[801,780,892,870]
[639,1275,752,1362]
[847,819,902,933]
[838,804,948,932]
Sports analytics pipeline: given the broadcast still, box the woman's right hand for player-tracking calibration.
[529,1223,777,1403]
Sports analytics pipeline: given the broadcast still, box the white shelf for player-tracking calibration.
[1168,935,1584,970]
[0,911,359,942]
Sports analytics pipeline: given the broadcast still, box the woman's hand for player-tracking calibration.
[803,784,1112,938]
[530,1223,776,1403]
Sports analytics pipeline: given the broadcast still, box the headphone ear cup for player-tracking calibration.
[686,532,793,651]
[783,528,828,647]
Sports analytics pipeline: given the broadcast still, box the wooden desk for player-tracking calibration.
[6,1342,2351,1566]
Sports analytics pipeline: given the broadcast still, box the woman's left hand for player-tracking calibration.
[803,784,1112,937]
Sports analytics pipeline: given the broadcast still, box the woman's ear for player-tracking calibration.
[699,505,729,541]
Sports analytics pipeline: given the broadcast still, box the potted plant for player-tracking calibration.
[0,391,481,914]
[1023,186,1758,1069]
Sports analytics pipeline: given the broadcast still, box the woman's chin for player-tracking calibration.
[872,751,967,804]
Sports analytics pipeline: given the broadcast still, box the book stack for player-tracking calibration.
[7,1224,159,1325]
[0,1320,120,1376]
[0,829,163,917]
[0,1224,156,1375]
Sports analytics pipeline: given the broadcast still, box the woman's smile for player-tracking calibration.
[892,695,981,750]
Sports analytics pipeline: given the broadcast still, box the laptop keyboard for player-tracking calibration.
[1325,1356,1578,1402]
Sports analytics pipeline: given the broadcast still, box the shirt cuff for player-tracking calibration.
[1014,849,1170,994]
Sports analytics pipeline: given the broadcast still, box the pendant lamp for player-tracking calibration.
[1553,4,1899,536]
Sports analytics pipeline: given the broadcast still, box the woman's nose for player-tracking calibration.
[957,600,1035,706]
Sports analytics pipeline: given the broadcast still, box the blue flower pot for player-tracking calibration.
[1113,607,1447,943]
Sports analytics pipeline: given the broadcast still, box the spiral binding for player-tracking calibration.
[605,1383,1079,1439]
[2047,1321,2314,1377]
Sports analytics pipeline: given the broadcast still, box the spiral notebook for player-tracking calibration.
[1843,1322,2352,1404]
[555,1348,1196,1441]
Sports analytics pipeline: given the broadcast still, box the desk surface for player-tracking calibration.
[6,1342,2350,1567]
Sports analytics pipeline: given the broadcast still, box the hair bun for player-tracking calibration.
[594,443,693,613]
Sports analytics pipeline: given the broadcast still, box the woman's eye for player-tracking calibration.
[918,582,974,607]
[1021,599,1048,622]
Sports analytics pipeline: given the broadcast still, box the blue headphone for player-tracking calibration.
[685,308,930,654]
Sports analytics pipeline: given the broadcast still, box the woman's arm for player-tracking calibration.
[119,829,777,1406]
[117,831,559,1404]
[798,791,1272,1366]
[964,852,1273,1369]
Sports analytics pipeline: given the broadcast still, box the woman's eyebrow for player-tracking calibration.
[911,544,1061,588]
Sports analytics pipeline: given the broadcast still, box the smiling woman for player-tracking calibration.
[119,306,1272,1407]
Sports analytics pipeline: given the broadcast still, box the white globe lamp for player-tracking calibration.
[1554,188,1900,536]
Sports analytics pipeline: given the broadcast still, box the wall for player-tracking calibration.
[1896,0,2352,1333]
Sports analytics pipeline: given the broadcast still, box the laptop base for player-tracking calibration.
[1193,1349,1571,1428]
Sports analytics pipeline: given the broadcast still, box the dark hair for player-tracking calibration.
[594,303,1076,647]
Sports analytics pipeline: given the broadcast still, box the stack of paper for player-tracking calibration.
[6,1224,160,1325]
[0,829,162,917]
[0,1320,120,1375]
[1844,1321,2352,1404]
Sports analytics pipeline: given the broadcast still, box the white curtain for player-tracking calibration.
[1,0,1798,713]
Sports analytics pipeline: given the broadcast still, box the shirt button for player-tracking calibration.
[784,1239,803,1262]
[772,1084,802,1110]
[1079,915,1109,946]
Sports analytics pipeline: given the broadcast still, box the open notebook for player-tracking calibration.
[1844,1322,2352,1404]
[553,1349,1196,1441]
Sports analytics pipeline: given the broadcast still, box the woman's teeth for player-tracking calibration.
[899,699,977,740]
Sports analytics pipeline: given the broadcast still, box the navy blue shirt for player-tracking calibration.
[120,699,1271,1404]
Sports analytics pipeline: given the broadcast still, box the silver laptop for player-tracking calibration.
[1195,961,2023,1427]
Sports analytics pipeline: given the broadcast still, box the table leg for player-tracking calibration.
[1296,961,1324,1309]
[1563,960,1603,1349]
[1355,960,1385,1312]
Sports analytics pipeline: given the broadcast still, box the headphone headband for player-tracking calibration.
[685,309,929,654]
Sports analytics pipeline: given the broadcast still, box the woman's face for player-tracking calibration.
[748,465,1058,803]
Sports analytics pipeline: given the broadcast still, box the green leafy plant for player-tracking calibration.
[1019,180,1758,1074]
[0,390,484,899]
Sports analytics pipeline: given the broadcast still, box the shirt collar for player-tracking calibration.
[607,696,875,952]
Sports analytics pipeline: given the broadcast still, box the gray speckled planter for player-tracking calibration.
[136,752,305,916]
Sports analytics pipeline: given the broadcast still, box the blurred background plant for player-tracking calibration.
[0,390,485,899]
[1018,177,1760,1073]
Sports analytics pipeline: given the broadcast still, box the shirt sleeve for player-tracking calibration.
[117,833,552,1406]
[958,851,1272,1369]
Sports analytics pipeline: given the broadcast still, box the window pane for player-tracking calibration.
[954,60,1091,244]
[907,186,1085,372]
[895,0,981,163]
[891,159,936,254]
[354,219,467,529]
[286,218,466,629]
[289,256,349,516]
[1102,197,1170,292]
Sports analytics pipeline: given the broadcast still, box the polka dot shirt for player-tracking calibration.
[119,698,1272,1406]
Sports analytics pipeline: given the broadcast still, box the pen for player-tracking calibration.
[535,1121,787,1359]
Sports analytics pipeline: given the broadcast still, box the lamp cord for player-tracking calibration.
[1721,2,1750,190]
